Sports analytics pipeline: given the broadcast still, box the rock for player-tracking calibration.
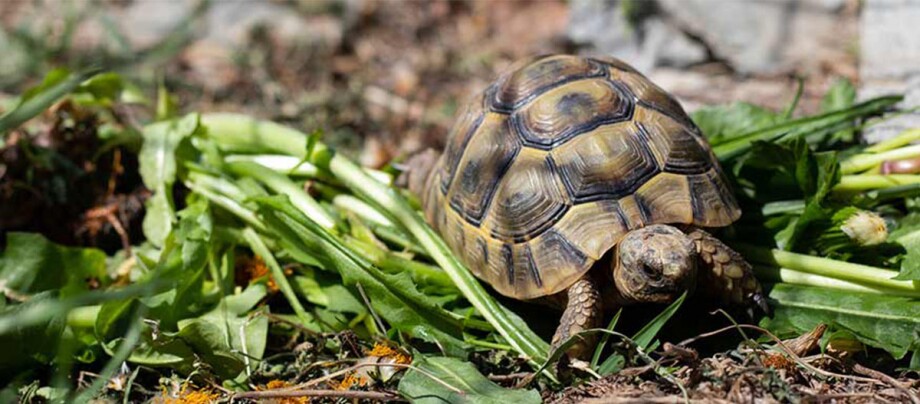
[859,0,920,143]
[860,0,920,81]
[658,0,854,75]
[116,0,200,50]
[566,0,706,71]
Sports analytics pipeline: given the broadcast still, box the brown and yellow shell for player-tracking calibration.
[419,55,740,300]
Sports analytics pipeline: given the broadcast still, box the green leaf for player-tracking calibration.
[821,78,856,113]
[710,95,902,161]
[0,233,107,297]
[74,72,124,106]
[632,291,687,350]
[177,284,269,378]
[761,283,920,359]
[254,196,471,356]
[891,213,920,281]
[597,353,625,376]
[691,102,781,145]
[143,192,175,249]
[291,269,367,315]
[591,308,622,368]
[139,113,200,246]
[595,296,685,376]
[0,68,98,134]
[0,292,67,379]
[398,356,541,404]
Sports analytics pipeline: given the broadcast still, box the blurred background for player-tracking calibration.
[1,0,917,167]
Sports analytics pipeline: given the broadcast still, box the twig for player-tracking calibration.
[853,363,920,404]
[583,398,731,404]
[487,372,533,382]
[676,323,886,387]
[289,362,463,395]
[262,312,327,337]
[234,388,403,401]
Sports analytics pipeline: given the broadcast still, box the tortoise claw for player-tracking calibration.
[752,290,772,316]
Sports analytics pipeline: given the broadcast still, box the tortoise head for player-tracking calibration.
[613,224,698,304]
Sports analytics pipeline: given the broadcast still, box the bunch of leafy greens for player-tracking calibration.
[1,69,918,402]
[692,79,920,366]
[2,69,699,402]
[0,70,550,401]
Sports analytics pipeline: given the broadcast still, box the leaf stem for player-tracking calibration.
[736,244,918,293]
[225,160,337,230]
[834,174,920,192]
[242,227,313,325]
[320,147,550,362]
[865,128,920,153]
[754,266,920,298]
[199,113,550,363]
[840,144,920,174]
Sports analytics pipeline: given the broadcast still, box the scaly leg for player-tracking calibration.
[551,275,603,360]
[687,228,768,313]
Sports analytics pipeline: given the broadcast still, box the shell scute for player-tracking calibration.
[552,121,659,203]
[491,55,606,112]
[446,114,520,225]
[483,149,570,242]
[512,79,634,149]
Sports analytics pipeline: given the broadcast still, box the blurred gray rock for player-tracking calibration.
[859,0,920,143]
[567,0,706,72]
[657,0,852,74]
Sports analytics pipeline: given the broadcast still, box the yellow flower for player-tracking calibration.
[157,384,219,404]
[336,374,369,391]
[260,380,308,404]
[367,343,411,365]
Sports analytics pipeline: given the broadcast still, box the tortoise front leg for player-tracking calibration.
[687,228,769,313]
[551,275,603,360]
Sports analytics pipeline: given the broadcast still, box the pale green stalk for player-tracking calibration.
[736,245,918,293]
[225,154,393,184]
[199,113,550,363]
[754,266,920,298]
[225,160,337,230]
[865,128,920,153]
[66,305,101,329]
[242,227,313,325]
[225,154,323,177]
[184,178,267,232]
[834,174,920,192]
[840,144,920,174]
[333,194,396,228]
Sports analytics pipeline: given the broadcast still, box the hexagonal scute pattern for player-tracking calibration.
[446,115,521,225]
[489,55,606,113]
[610,67,696,129]
[552,121,660,203]
[420,55,741,300]
[635,107,713,175]
[512,79,634,149]
[484,149,569,242]
[688,168,741,227]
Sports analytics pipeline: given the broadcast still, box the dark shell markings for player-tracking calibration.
[423,55,740,299]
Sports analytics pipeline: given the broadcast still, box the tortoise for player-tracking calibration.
[402,55,765,358]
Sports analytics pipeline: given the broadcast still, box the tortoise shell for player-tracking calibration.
[419,55,740,300]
